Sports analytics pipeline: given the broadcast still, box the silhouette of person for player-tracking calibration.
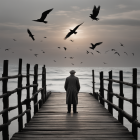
[64,70,80,113]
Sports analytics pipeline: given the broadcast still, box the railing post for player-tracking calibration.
[2,60,9,140]
[118,71,124,124]
[108,71,113,115]
[100,71,104,106]
[42,65,46,103]
[33,64,38,114]
[17,58,23,131]
[132,68,137,140]
[26,64,31,123]
[44,65,47,101]
[92,70,95,96]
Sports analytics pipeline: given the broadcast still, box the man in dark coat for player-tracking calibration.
[64,70,80,113]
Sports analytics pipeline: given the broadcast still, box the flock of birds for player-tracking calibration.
[4,6,135,65]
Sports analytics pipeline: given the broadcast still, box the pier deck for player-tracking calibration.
[11,92,135,140]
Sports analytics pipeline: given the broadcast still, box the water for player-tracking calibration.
[0,66,140,139]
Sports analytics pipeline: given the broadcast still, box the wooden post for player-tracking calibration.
[108,71,113,115]
[44,65,47,101]
[118,71,124,124]
[92,70,95,96]
[26,64,31,123]
[132,68,137,140]
[100,71,104,106]
[17,58,23,131]
[33,64,38,114]
[2,60,9,140]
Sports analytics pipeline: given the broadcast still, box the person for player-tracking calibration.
[64,70,80,113]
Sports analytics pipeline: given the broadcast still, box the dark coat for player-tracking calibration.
[64,75,80,104]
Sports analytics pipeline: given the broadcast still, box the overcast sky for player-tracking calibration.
[0,0,140,67]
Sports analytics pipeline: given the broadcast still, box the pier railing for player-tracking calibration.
[92,69,140,140]
[0,58,51,140]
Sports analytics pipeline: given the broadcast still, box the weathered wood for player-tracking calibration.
[92,70,95,96]
[41,66,45,103]
[26,64,31,123]
[2,60,9,140]
[118,70,124,124]
[33,64,38,114]
[17,58,23,132]
[132,68,137,140]
[100,71,104,106]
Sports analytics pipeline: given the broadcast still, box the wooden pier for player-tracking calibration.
[11,92,135,140]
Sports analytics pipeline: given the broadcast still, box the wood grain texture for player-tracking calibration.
[11,92,135,140]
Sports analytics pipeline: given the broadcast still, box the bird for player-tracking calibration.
[70,40,74,42]
[71,63,74,65]
[111,49,116,51]
[132,53,134,56]
[65,57,67,58]
[81,62,83,64]
[5,48,10,51]
[13,39,16,41]
[96,50,101,53]
[27,29,35,41]
[86,50,89,54]
[44,37,47,38]
[41,50,45,53]
[70,57,74,59]
[32,8,53,24]
[103,62,107,64]
[124,52,128,55]
[34,54,38,57]
[89,42,102,50]
[64,22,84,40]
[91,52,94,55]
[58,47,61,49]
[30,49,32,51]
[64,47,67,51]
[54,60,56,62]
[90,5,100,21]
[120,43,124,47]
[114,52,120,56]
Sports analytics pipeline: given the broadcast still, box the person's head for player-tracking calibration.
[70,70,76,75]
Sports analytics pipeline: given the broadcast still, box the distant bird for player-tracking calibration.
[114,52,120,56]
[34,54,38,57]
[87,50,89,54]
[70,57,74,59]
[120,43,124,47]
[44,37,47,38]
[124,52,128,55]
[132,53,134,56]
[54,60,56,62]
[90,5,100,21]
[5,48,10,51]
[89,42,102,50]
[64,47,67,51]
[71,63,74,65]
[81,62,83,64]
[65,57,67,58]
[64,22,84,40]
[103,62,107,64]
[96,50,101,53]
[70,40,74,42]
[58,47,61,49]
[13,39,16,41]
[105,50,109,53]
[111,49,116,51]
[30,49,32,51]
[91,52,93,55]
[41,50,45,53]
[32,9,53,24]
[27,29,35,41]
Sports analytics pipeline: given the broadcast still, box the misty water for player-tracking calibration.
[0,66,140,139]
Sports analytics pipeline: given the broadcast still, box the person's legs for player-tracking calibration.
[67,104,71,113]
[73,104,78,113]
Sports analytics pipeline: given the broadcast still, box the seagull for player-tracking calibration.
[5,48,10,51]
[32,8,53,24]
[132,53,134,56]
[96,50,101,53]
[58,47,61,49]
[120,43,124,47]
[124,52,128,55]
[89,42,102,50]
[34,54,38,57]
[114,52,120,56]
[27,29,35,41]
[70,40,74,42]
[91,52,94,55]
[44,37,47,38]
[54,60,56,62]
[90,5,100,21]
[13,39,16,41]
[64,22,84,40]
[64,47,67,51]
[86,50,89,54]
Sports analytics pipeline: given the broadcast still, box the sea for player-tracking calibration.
[0,66,140,140]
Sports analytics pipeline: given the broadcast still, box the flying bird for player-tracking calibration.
[58,47,60,49]
[54,60,56,62]
[70,57,74,59]
[65,57,67,58]
[90,5,100,21]
[91,52,94,55]
[34,54,38,57]
[111,49,116,51]
[114,52,120,56]
[27,29,35,41]
[41,50,45,53]
[30,49,32,51]
[64,47,67,51]
[132,53,134,56]
[70,40,74,42]
[5,48,10,51]
[124,52,128,55]
[89,42,102,50]
[64,22,84,40]
[96,50,101,53]
[44,37,47,38]
[81,62,83,64]
[120,43,124,47]
[13,39,16,41]
[32,8,53,24]
[103,62,107,64]
[86,50,89,54]
[71,63,74,65]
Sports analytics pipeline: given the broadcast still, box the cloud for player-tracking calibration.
[81,8,92,12]
[118,4,127,9]
[55,11,71,16]
[71,6,80,10]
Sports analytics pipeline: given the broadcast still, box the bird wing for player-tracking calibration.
[91,43,96,49]
[40,9,53,20]
[95,42,102,46]
[31,36,35,41]
[73,22,84,31]
[27,29,32,36]
[64,31,73,40]
[93,6,100,18]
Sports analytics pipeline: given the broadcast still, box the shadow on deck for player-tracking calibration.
[11,92,135,140]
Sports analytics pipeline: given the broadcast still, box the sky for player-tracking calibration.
[0,0,140,67]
